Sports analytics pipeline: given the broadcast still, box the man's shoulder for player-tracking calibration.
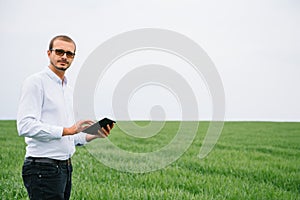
[25,69,48,81]
[22,69,48,87]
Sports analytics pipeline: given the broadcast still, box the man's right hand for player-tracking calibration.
[62,120,95,136]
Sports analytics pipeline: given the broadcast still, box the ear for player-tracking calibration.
[47,50,51,57]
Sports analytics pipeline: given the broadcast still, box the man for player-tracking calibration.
[17,35,113,200]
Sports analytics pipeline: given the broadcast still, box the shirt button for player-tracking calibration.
[38,175,42,178]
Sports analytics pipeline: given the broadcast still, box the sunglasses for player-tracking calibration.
[50,49,75,58]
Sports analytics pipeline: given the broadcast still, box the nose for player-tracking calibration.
[61,53,68,59]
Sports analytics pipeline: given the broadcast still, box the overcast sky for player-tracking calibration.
[0,0,299,121]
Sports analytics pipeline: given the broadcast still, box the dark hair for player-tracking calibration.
[49,35,76,52]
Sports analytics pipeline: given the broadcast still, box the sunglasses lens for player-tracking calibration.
[55,49,65,56]
[66,52,75,58]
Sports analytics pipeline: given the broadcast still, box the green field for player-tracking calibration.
[0,120,299,199]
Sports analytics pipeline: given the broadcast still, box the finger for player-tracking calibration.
[79,120,96,131]
[83,120,95,125]
[87,121,95,126]
[106,124,111,131]
[97,130,105,138]
[102,127,109,136]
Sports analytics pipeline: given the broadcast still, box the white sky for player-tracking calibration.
[0,0,299,121]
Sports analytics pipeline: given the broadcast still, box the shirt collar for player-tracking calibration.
[45,67,68,85]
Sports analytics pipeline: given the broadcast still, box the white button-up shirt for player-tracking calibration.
[17,67,87,160]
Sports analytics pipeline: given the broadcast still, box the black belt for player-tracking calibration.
[25,157,71,165]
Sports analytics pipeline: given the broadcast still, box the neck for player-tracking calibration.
[49,65,65,81]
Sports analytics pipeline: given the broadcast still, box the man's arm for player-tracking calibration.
[17,76,63,140]
[17,76,94,139]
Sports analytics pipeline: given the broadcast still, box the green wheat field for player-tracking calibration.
[0,120,299,199]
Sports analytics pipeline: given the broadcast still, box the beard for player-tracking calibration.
[51,60,70,71]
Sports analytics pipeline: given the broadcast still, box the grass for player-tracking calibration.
[0,120,299,199]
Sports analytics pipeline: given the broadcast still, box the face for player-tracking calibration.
[47,39,76,72]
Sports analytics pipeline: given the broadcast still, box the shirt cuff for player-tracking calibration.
[48,125,63,139]
[75,132,88,145]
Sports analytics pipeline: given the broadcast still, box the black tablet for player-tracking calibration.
[82,118,116,135]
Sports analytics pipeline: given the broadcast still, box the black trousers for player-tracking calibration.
[22,158,73,200]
